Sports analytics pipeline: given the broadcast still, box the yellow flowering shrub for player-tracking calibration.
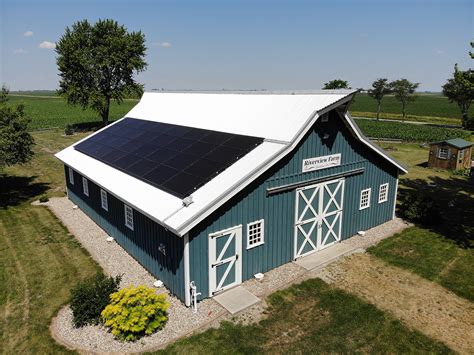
[101,285,169,341]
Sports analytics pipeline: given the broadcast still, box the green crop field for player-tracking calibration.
[351,93,473,124]
[355,119,472,142]
[9,95,138,130]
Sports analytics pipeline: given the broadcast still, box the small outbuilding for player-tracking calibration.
[428,138,473,171]
[56,91,407,306]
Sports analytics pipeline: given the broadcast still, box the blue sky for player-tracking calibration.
[0,0,472,91]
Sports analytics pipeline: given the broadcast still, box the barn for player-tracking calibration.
[55,90,407,306]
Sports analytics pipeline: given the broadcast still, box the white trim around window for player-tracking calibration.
[247,219,264,249]
[359,188,371,210]
[68,167,74,185]
[82,177,89,197]
[124,204,134,231]
[100,189,108,211]
[378,183,389,203]
[438,147,449,159]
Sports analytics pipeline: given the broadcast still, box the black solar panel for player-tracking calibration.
[74,117,264,198]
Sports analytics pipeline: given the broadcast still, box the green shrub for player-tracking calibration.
[64,124,74,135]
[400,191,443,225]
[101,285,169,341]
[39,194,49,203]
[70,273,121,327]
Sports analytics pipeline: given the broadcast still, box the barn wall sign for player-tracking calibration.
[302,153,341,173]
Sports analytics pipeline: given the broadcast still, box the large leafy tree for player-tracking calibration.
[0,86,34,170]
[56,19,147,126]
[322,79,351,90]
[389,79,419,120]
[367,78,391,120]
[442,64,474,129]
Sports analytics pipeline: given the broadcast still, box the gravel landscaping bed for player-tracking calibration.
[46,197,225,353]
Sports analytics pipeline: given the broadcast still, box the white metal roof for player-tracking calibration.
[126,91,354,142]
[56,90,406,237]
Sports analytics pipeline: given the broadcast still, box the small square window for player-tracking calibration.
[459,149,465,159]
[100,189,108,211]
[82,177,89,197]
[378,183,389,203]
[68,167,74,185]
[124,204,134,230]
[247,219,264,249]
[321,113,329,122]
[360,188,371,210]
[438,148,449,159]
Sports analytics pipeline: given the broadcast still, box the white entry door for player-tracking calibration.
[294,178,345,259]
[209,225,242,295]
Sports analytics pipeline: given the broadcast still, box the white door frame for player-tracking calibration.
[208,225,242,295]
[294,178,345,259]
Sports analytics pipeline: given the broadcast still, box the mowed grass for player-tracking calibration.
[369,227,474,302]
[369,142,474,302]
[9,95,138,130]
[157,278,452,354]
[0,130,101,353]
[351,93,473,123]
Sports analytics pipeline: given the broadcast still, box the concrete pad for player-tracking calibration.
[214,286,260,314]
[294,243,357,271]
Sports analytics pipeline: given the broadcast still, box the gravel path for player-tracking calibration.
[46,197,224,353]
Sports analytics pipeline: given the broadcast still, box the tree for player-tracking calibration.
[56,19,147,126]
[322,79,351,90]
[389,79,419,120]
[442,64,474,129]
[367,78,391,120]
[0,86,34,170]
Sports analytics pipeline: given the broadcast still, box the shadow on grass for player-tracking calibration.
[71,120,117,132]
[398,175,474,248]
[0,174,50,208]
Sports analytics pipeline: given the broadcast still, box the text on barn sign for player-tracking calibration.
[302,153,341,172]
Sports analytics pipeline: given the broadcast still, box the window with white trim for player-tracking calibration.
[438,147,449,159]
[82,177,89,197]
[378,183,389,203]
[68,167,74,185]
[100,189,108,211]
[247,219,264,249]
[124,204,134,230]
[359,188,371,210]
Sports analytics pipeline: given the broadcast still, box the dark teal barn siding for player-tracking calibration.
[189,109,399,299]
[64,166,185,300]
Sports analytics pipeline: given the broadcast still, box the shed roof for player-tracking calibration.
[56,91,406,236]
[430,138,473,149]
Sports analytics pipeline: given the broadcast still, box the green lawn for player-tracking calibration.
[157,278,451,354]
[9,95,138,130]
[369,142,474,302]
[369,227,474,302]
[0,131,101,353]
[351,93,473,123]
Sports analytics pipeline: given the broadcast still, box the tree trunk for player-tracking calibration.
[402,101,406,120]
[377,101,381,121]
[101,98,110,126]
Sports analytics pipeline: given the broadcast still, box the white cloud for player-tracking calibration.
[14,48,28,54]
[39,41,56,49]
[23,30,34,37]
[154,41,171,48]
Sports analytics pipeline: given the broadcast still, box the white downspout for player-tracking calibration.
[183,233,191,307]
[392,178,399,219]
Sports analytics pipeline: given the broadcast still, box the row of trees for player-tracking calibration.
[323,78,419,121]
[322,43,473,128]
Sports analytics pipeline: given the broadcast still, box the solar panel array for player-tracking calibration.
[74,118,264,198]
